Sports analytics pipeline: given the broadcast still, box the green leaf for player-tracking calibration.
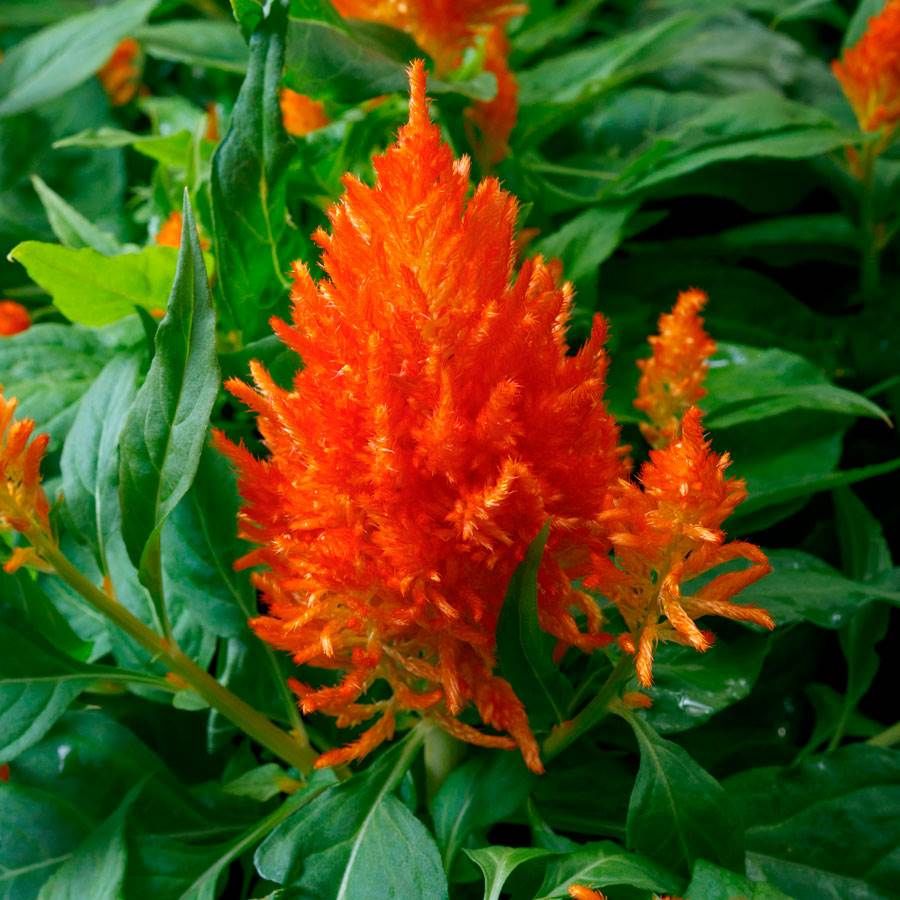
[0,0,158,119]
[119,196,219,611]
[161,444,253,640]
[8,242,179,327]
[255,727,448,899]
[703,344,889,428]
[497,524,573,731]
[466,847,551,900]
[739,549,900,629]
[726,745,900,897]
[61,353,142,573]
[54,128,194,170]
[223,764,288,802]
[211,3,301,339]
[135,20,250,72]
[685,860,789,899]
[431,752,533,870]
[631,635,770,734]
[0,322,134,447]
[37,784,140,900]
[285,16,496,104]
[533,842,682,898]
[844,0,888,47]
[30,175,123,255]
[624,712,744,875]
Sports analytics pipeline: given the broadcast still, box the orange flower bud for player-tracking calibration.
[0,301,30,337]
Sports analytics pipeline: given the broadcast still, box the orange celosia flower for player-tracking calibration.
[634,289,716,449]
[219,62,622,773]
[0,390,51,541]
[155,211,210,251]
[0,301,30,337]
[832,0,900,135]
[568,886,606,900]
[97,38,142,106]
[332,0,525,164]
[279,88,330,137]
[588,408,773,687]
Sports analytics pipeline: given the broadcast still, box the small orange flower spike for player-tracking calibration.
[332,0,525,163]
[0,389,51,545]
[279,89,330,137]
[634,289,716,449]
[588,408,773,688]
[219,62,623,773]
[568,886,606,900]
[0,301,30,337]
[97,38,142,106]
[833,0,900,135]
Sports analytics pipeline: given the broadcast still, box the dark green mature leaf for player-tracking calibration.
[740,549,900,629]
[8,242,178,327]
[624,713,744,876]
[431,752,533,870]
[136,20,250,72]
[30,176,123,255]
[726,745,900,897]
[632,635,770,734]
[256,727,448,899]
[161,444,253,640]
[0,0,157,118]
[0,322,137,448]
[704,344,889,428]
[62,353,142,572]
[119,196,219,607]
[285,14,495,103]
[533,842,682,898]
[211,3,301,339]
[466,847,551,900]
[684,860,789,899]
[497,524,573,731]
[37,785,139,900]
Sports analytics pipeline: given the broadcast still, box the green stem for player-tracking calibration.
[27,527,315,774]
[542,655,632,763]
[869,721,900,748]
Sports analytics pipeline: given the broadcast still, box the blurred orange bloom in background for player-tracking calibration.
[0,301,30,337]
[97,37,142,106]
[279,88,330,136]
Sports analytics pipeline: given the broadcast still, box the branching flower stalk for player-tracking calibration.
[0,391,315,775]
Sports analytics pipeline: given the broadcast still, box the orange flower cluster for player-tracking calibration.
[0,390,51,574]
[0,301,30,337]
[220,62,623,772]
[588,408,774,687]
[833,0,900,135]
[634,289,716,448]
[279,88,330,137]
[333,0,524,163]
[97,38,142,106]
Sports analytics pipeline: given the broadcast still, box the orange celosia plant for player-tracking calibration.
[832,0,900,136]
[97,38,142,106]
[279,88,330,136]
[634,288,716,449]
[332,0,525,163]
[588,408,774,687]
[0,389,52,575]
[219,62,623,772]
[0,301,30,337]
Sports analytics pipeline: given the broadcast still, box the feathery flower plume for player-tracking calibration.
[97,38,142,106]
[0,301,30,337]
[833,0,900,136]
[219,62,622,772]
[0,390,52,573]
[588,408,773,687]
[634,289,716,448]
[280,89,330,137]
[332,0,525,163]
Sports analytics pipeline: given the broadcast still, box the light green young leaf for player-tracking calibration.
[8,242,178,327]
[54,128,194,170]
[30,175,123,254]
